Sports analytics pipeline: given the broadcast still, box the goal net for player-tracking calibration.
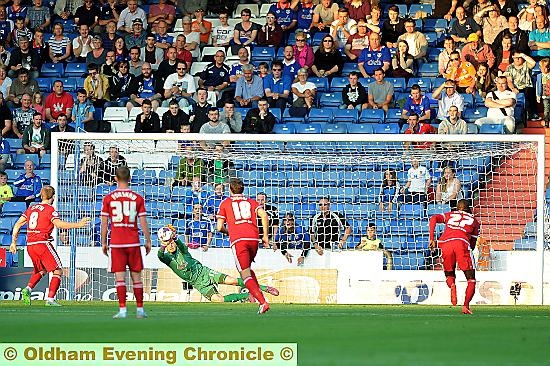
[48,133,547,305]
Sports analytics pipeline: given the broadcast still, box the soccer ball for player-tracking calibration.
[157,226,175,242]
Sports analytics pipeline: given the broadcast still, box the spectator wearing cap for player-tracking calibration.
[450,6,482,47]
[461,33,495,70]
[124,18,147,49]
[235,64,264,108]
[199,107,231,151]
[191,8,212,47]
[274,212,312,266]
[117,0,147,34]
[148,0,175,33]
[432,79,465,121]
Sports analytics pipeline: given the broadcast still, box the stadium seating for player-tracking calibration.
[333,109,359,124]
[373,123,400,134]
[41,63,64,77]
[36,78,52,92]
[479,124,505,134]
[319,92,342,107]
[251,46,276,62]
[308,108,333,123]
[1,202,27,217]
[417,63,439,78]
[385,77,406,92]
[64,63,87,77]
[13,154,40,169]
[513,238,536,250]
[308,77,329,92]
[347,123,374,134]
[322,123,349,134]
[295,123,323,134]
[273,123,297,134]
[329,77,349,92]
[359,109,384,123]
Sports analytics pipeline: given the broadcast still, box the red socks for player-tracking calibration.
[244,276,266,305]
[446,276,456,288]
[464,279,476,307]
[116,281,127,308]
[133,282,144,308]
[28,272,44,289]
[47,274,61,299]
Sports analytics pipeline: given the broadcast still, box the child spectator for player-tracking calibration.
[356,223,393,270]
[0,170,13,210]
[71,89,95,130]
[536,58,550,127]
[32,91,44,119]
[378,169,400,212]
[11,17,32,45]
[258,62,269,78]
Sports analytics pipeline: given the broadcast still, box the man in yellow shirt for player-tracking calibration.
[0,171,14,210]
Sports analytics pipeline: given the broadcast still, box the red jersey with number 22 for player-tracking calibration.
[431,211,480,246]
[217,195,261,245]
[101,188,147,248]
[23,204,59,246]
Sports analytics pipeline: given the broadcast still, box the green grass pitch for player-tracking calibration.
[1,302,549,366]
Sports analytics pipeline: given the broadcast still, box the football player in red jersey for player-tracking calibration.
[429,199,480,315]
[100,166,152,319]
[217,178,271,314]
[9,186,91,307]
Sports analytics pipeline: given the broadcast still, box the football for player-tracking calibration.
[157,226,175,242]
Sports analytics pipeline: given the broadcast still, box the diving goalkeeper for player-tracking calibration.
[157,226,279,302]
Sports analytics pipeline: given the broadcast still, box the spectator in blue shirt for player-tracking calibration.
[269,0,297,40]
[185,203,214,251]
[264,60,291,110]
[235,64,264,108]
[282,45,300,80]
[401,84,432,126]
[203,182,228,220]
[274,212,311,266]
[0,135,10,172]
[293,0,314,33]
[12,159,41,206]
[358,32,391,77]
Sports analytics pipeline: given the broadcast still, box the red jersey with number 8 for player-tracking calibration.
[217,195,261,245]
[101,188,147,248]
[23,204,59,246]
[431,211,480,246]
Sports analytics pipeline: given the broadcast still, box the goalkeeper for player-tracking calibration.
[157,226,279,302]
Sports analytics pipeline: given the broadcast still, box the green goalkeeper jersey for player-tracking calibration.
[157,238,204,283]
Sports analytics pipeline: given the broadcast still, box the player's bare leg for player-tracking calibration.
[131,271,147,318]
[22,270,47,305]
[224,275,279,296]
[444,271,457,306]
[113,272,128,319]
[240,268,269,314]
[462,269,476,315]
[45,268,62,306]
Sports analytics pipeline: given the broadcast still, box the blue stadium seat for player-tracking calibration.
[384,3,407,17]
[171,186,191,203]
[384,77,406,92]
[295,123,323,134]
[357,187,378,203]
[311,31,329,46]
[409,3,433,16]
[424,32,439,47]
[270,108,282,123]
[426,204,450,217]
[341,62,360,76]
[132,169,157,184]
[319,92,342,107]
[322,123,349,133]
[387,219,413,235]
[462,107,488,123]
[479,124,505,134]
[34,169,51,184]
[400,204,425,219]
[64,63,87,77]
[423,19,447,33]
[332,109,358,123]
[382,235,406,251]
[329,77,349,92]
[407,77,431,92]
[36,77,52,92]
[344,203,377,219]
[0,217,15,234]
[467,124,478,134]
[242,170,267,186]
[513,238,536,250]
[293,203,316,218]
[1,202,27,217]
[473,93,485,107]
[314,171,343,187]
[144,186,171,200]
[251,46,276,62]
[282,109,305,124]
[418,63,439,78]
[359,109,384,123]
[343,171,370,187]
[276,187,302,203]
[308,108,334,123]
[373,123,400,134]
[5,138,21,153]
[273,123,297,134]
[462,93,474,109]
[307,76,329,92]
[263,171,287,186]
[426,47,443,62]
[392,251,426,270]
[41,63,64,77]
[13,154,39,169]
[327,187,357,203]
[385,108,403,123]
[523,222,537,238]
[347,123,373,134]
[59,77,77,92]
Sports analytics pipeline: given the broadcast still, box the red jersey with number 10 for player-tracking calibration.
[217,195,261,245]
[22,204,59,246]
[430,210,480,246]
[101,188,147,248]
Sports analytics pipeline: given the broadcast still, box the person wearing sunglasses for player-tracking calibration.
[311,35,343,78]
[162,60,196,109]
[443,50,476,94]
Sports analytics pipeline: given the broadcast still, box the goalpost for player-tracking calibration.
[46,132,547,305]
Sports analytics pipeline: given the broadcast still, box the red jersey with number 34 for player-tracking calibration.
[23,204,59,246]
[217,195,261,245]
[101,188,147,248]
[430,210,480,247]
